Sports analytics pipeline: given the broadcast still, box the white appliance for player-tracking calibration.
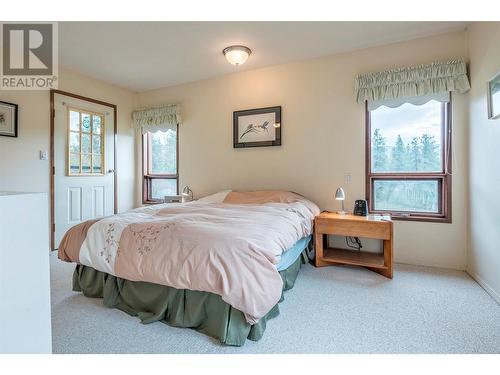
[0,192,52,354]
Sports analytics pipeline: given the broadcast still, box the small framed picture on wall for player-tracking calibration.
[233,106,281,148]
[0,101,18,137]
[487,71,500,120]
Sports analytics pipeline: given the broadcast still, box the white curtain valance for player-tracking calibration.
[132,104,181,134]
[367,92,450,111]
[356,58,470,104]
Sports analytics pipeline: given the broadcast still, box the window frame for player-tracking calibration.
[365,97,452,223]
[67,106,105,176]
[142,125,179,204]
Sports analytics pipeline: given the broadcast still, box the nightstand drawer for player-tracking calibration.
[315,217,391,240]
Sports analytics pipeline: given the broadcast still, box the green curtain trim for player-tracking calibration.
[72,250,308,347]
[355,58,470,103]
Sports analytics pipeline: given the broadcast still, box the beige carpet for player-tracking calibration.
[50,252,500,353]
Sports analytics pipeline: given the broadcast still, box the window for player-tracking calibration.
[68,108,104,175]
[366,98,451,222]
[142,126,178,203]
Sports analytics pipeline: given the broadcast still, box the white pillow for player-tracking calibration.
[196,190,232,203]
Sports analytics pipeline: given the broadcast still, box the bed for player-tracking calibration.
[58,190,320,346]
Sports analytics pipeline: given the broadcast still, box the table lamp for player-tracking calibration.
[335,187,346,215]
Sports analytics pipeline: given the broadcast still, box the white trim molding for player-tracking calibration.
[466,269,500,305]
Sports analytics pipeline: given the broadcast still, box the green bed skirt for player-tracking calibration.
[72,251,308,346]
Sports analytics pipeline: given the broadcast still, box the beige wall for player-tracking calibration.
[0,29,474,271]
[0,68,137,213]
[467,23,500,302]
[137,31,469,270]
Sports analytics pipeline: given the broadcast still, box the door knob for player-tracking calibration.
[107,169,115,174]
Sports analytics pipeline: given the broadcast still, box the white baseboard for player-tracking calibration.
[466,270,500,305]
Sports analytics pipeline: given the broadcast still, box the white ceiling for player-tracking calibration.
[59,22,468,92]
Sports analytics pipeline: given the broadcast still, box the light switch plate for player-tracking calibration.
[39,150,48,160]
[345,173,352,184]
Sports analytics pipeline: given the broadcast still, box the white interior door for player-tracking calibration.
[54,94,115,249]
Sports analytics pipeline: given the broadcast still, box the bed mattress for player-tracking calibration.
[277,235,311,271]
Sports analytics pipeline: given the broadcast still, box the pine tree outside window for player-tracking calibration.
[366,98,452,222]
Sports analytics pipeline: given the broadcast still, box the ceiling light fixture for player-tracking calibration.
[223,45,252,66]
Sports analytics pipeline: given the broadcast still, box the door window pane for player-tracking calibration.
[81,113,91,132]
[370,101,443,173]
[373,180,439,213]
[92,155,102,174]
[69,132,80,152]
[92,115,102,134]
[151,179,177,200]
[150,130,177,174]
[70,153,80,174]
[92,135,101,154]
[82,154,91,174]
[70,111,80,131]
[81,133,91,153]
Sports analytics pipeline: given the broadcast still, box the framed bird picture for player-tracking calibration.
[233,106,281,148]
[0,101,18,138]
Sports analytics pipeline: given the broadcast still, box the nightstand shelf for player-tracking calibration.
[322,248,387,269]
[314,212,394,278]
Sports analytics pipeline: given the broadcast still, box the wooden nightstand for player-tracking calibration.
[314,212,394,279]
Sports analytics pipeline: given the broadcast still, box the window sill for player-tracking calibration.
[371,212,451,224]
[142,200,163,205]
